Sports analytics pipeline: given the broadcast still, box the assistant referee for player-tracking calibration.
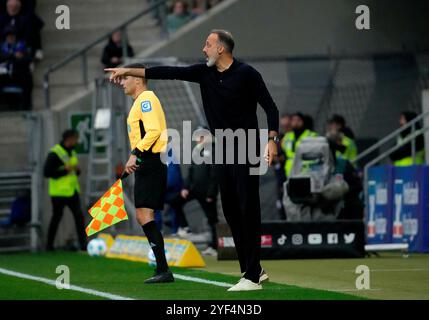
[106,30,279,291]
[121,63,173,284]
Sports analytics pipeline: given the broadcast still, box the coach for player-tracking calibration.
[106,29,279,291]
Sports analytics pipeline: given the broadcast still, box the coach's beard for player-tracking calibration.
[206,54,219,67]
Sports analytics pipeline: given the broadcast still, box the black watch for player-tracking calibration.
[131,148,144,158]
[268,136,280,143]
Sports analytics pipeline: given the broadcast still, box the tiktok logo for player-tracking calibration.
[277,234,287,246]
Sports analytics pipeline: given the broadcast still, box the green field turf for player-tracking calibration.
[0,273,101,300]
[0,251,428,300]
[0,252,362,300]
[203,253,429,300]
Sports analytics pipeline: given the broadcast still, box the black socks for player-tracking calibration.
[142,221,169,273]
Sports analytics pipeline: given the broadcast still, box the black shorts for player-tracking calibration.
[134,153,167,210]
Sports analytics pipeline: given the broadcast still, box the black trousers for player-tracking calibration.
[169,191,219,249]
[216,164,262,283]
[47,192,87,250]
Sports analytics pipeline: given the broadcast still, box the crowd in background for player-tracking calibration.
[100,1,224,69]
[165,0,223,35]
[273,112,362,221]
[148,0,223,36]
[0,0,44,110]
[0,0,425,253]
[0,0,223,111]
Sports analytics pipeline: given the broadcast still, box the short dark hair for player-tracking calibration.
[292,112,305,122]
[400,111,418,123]
[172,0,189,12]
[210,29,235,53]
[328,114,346,127]
[62,129,78,142]
[123,63,147,83]
[303,114,314,131]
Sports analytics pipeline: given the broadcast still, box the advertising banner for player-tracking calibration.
[392,166,429,252]
[106,234,206,267]
[217,221,365,260]
[366,166,393,244]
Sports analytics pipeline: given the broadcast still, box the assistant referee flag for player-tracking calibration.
[85,179,128,236]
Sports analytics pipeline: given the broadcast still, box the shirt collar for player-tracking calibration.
[215,58,238,74]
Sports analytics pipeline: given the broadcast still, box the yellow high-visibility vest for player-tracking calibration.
[281,129,318,177]
[393,134,425,166]
[48,144,80,197]
[336,135,357,162]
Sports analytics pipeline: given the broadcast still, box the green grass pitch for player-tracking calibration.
[0,251,428,300]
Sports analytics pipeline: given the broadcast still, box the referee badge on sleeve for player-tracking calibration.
[141,101,152,113]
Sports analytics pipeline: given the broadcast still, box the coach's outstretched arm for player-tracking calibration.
[105,66,145,83]
[105,64,205,84]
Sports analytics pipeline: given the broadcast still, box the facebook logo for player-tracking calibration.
[327,233,339,244]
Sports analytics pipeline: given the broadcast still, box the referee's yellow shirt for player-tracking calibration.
[127,90,167,154]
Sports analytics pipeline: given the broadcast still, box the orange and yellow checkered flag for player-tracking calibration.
[85,179,128,236]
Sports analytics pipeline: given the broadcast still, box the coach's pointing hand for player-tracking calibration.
[105,67,128,84]
[125,154,139,174]
[105,67,146,84]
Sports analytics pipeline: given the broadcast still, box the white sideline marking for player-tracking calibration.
[0,267,134,300]
[330,288,382,292]
[173,273,233,288]
[0,267,234,300]
[344,268,429,272]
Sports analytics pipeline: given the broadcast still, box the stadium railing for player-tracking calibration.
[0,112,43,252]
[354,107,429,232]
[42,0,169,110]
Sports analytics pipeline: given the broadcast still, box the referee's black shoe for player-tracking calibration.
[144,270,174,284]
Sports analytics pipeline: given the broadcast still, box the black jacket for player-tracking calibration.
[145,59,279,134]
[390,129,425,162]
[101,39,134,68]
[184,143,218,199]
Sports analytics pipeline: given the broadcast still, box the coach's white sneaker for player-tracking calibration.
[241,269,269,284]
[227,278,262,291]
[259,269,269,283]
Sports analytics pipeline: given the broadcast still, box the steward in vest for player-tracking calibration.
[327,114,358,162]
[281,112,318,178]
[43,129,87,251]
[390,111,425,166]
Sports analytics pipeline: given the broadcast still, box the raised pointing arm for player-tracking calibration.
[105,64,205,84]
